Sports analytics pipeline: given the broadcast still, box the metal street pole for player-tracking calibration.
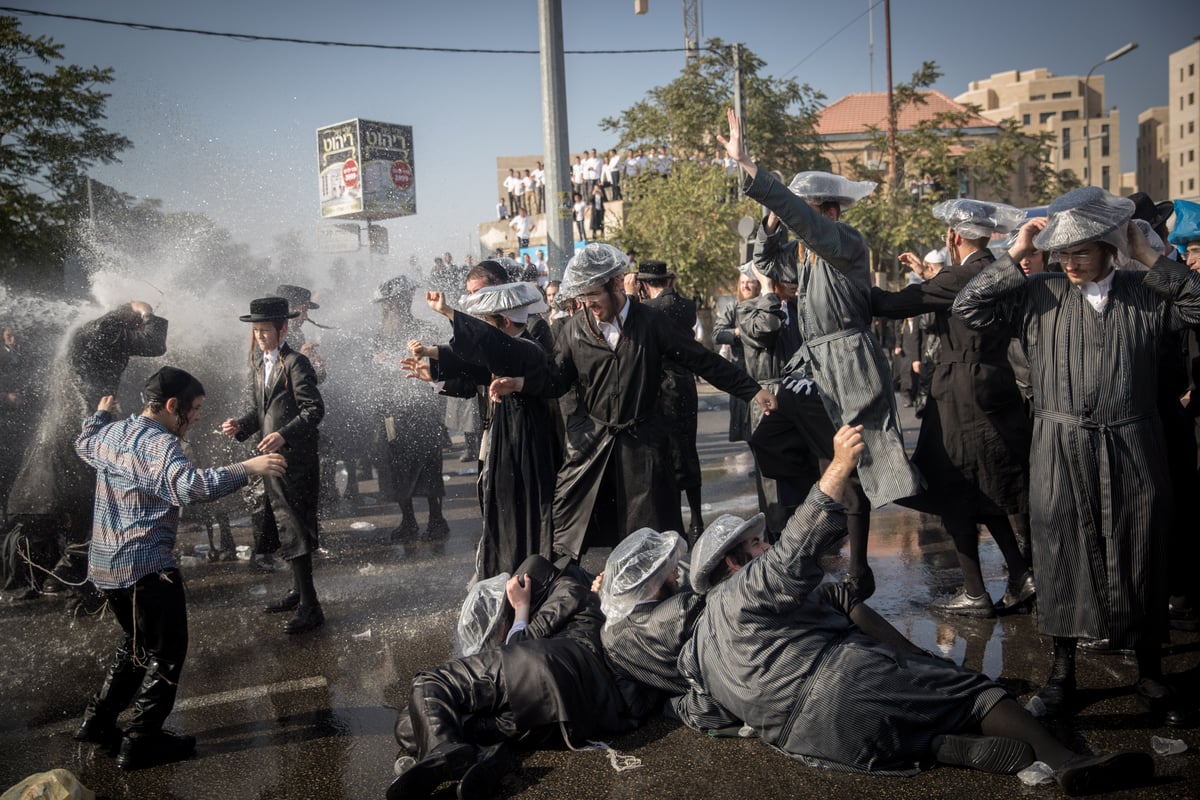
[538,0,574,281]
[1083,41,1137,187]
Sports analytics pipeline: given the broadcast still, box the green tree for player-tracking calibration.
[0,15,131,286]
[609,160,757,300]
[601,40,827,300]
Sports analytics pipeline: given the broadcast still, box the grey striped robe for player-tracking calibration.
[677,486,1007,775]
[746,170,922,507]
[953,254,1200,646]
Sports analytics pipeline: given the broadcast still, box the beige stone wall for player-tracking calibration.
[1138,106,1170,200]
[1168,41,1200,199]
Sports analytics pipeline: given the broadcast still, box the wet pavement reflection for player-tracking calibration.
[1,390,1196,798]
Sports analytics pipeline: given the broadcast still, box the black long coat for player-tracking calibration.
[433,313,557,579]
[643,288,702,489]
[548,301,761,558]
[712,297,752,442]
[234,342,324,559]
[7,308,168,528]
[870,250,1031,517]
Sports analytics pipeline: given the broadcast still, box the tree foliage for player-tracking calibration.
[0,15,132,286]
[609,160,757,301]
[601,39,829,174]
[842,61,1079,275]
[601,41,828,300]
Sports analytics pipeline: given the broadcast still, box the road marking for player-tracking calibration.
[174,675,328,711]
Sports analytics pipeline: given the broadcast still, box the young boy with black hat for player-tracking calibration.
[222,297,326,634]
[73,366,287,769]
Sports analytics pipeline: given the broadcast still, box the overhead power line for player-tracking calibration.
[0,5,690,55]
[779,0,885,80]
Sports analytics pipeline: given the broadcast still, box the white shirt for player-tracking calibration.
[510,214,533,238]
[595,297,631,350]
[1078,270,1115,313]
[262,349,280,387]
[583,156,601,181]
[531,167,544,187]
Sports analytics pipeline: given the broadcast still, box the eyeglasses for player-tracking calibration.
[1054,249,1097,266]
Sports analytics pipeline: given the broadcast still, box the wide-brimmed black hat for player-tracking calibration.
[275,284,319,310]
[635,259,675,280]
[239,296,299,323]
[1128,192,1174,231]
[372,275,417,303]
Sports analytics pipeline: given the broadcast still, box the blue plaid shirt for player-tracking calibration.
[75,411,249,589]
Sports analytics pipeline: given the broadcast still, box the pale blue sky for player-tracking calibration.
[7,0,1195,265]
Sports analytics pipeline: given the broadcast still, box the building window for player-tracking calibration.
[1062,128,1071,159]
[1102,166,1110,191]
[1191,121,1196,134]
[1191,63,1196,76]
[1039,111,1056,123]
[1191,150,1196,163]
[1191,92,1196,105]
[1101,124,1110,157]
[1052,91,1072,99]
[1062,109,1079,121]
[1030,94,1045,101]
[1022,114,1030,126]
[1192,178,1197,192]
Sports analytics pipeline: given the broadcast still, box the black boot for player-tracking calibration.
[1035,638,1077,718]
[116,658,193,770]
[457,741,514,800]
[76,643,144,750]
[386,742,478,800]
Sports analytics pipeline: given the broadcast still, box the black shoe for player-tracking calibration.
[1076,637,1132,656]
[931,587,995,618]
[424,518,450,542]
[115,729,196,770]
[995,570,1036,614]
[391,518,419,544]
[264,591,301,613]
[1169,599,1199,632]
[1053,751,1153,796]
[845,567,876,602]
[931,734,1035,775]
[284,603,324,634]
[74,716,122,750]
[386,742,478,800]
[1135,678,1196,728]
[457,742,514,800]
[251,553,282,572]
[1035,672,1077,718]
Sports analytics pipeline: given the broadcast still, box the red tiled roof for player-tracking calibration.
[816,91,997,136]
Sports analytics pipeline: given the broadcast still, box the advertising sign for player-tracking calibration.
[317,119,416,220]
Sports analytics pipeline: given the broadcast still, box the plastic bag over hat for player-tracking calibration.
[455,572,510,657]
[463,281,549,322]
[690,513,767,595]
[933,198,1025,240]
[1,769,96,800]
[1168,199,1200,247]
[559,243,629,299]
[600,528,685,630]
[786,171,876,210]
[1033,186,1134,254]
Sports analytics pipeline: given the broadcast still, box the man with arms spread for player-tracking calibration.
[74,366,285,769]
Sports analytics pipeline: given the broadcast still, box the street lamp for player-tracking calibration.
[1083,42,1137,187]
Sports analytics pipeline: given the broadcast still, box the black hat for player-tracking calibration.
[1128,192,1174,231]
[275,284,319,310]
[373,275,416,303]
[635,260,675,280]
[239,296,299,323]
[475,260,510,285]
[143,366,204,405]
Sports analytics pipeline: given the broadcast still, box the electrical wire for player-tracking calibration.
[778,0,884,79]
[0,5,695,56]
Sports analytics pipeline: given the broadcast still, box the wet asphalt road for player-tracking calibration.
[1,389,1197,799]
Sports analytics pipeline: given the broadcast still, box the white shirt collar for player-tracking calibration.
[1078,270,1115,312]
[595,297,631,349]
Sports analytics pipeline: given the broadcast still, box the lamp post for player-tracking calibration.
[1083,42,1137,187]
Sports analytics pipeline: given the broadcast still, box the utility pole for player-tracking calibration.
[538,0,574,280]
[732,43,744,196]
[682,0,700,64]
[884,0,898,191]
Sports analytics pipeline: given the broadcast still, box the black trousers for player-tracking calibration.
[408,648,513,759]
[102,568,188,734]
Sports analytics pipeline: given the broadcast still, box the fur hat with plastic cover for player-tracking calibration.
[1033,186,1134,254]
[462,281,549,323]
[1168,199,1200,247]
[559,242,628,299]
[933,199,1025,240]
[690,512,767,595]
[455,572,510,657]
[787,171,876,211]
[600,528,686,630]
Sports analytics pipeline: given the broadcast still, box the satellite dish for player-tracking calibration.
[737,215,756,239]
